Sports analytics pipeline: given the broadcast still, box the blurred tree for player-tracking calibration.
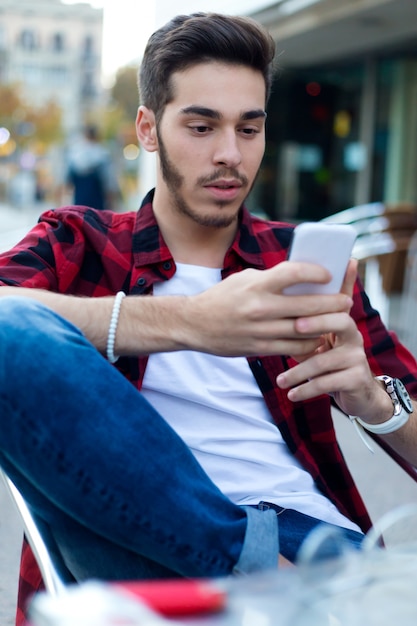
[26,101,63,149]
[0,83,22,117]
[111,65,139,120]
[0,83,63,155]
[105,64,139,147]
[92,65,142,209]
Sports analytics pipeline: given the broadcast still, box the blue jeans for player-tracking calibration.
[0,297,363,582]
[255,502,364,563]
[0,297,278,581]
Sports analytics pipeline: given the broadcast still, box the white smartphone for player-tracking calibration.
[283,222,357,295]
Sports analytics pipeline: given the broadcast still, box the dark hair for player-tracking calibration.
[139,12,276,122]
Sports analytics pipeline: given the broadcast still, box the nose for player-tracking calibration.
[213,130,242,169]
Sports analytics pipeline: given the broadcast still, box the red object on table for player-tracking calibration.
[113,578,227,617]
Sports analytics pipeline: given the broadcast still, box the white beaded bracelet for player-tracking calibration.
[106,291,126,364]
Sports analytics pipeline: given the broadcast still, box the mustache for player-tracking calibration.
[197,169,248,187]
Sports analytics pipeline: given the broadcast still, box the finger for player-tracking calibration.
[340,258,357,300]
[278,554,295,568]
[294,311,358,339]
[277,345,365,392]
[284,365,365,402]
[237,291,353,329]
[244,336,323,358]
[268,261,332,292]
[269,292,353,321]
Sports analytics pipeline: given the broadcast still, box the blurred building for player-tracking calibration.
[155,0,417,221]
[248,0,417,221]
[0,0,103,133]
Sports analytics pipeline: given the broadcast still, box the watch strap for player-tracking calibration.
[350,409,410,435]
[350,375,412,435]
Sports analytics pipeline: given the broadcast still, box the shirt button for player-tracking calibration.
[137,277,146,286]
[163,261,172,271]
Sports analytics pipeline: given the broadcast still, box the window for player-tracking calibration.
[52,32,65,52]
[19,29,38,50]
[48,65,68,84]
[0,24,7,50]
[81,72,96,98]
[82,35,94,59]
[17,64,42,84]
[254,63,364,221]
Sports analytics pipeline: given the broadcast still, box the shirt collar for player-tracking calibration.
[133,189,266,270]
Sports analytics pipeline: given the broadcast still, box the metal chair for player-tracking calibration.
[323,202,417,328]
[396,230,417,358]
[0,466,66,596]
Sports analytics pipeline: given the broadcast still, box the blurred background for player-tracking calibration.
[1,0,417,220]
[2,0,417,332]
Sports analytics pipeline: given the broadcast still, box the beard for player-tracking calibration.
[157,128,254,229]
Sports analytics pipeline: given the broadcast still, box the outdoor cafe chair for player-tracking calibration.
[0,466,66,597]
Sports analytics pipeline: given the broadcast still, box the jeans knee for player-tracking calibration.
[0,295,44,311]
[0,295,74,351]
[0,295,49,329]
[0,295,88,385]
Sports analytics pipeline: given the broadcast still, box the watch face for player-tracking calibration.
[393,378,414,413]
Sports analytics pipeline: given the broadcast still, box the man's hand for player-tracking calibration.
[275,260,382,417]
[0,261,351,360]
[278,554,294,568]
[182,261,353,358]
[273,259,417,466]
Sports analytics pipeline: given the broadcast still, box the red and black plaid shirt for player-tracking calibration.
[2,190,417,624]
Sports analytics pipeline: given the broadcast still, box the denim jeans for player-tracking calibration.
[255,502,364,563]
[0,297,278,581]
[0,297,364,583]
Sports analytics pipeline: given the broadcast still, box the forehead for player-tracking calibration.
[167,61,267,113]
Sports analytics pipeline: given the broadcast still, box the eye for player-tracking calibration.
[189,124,212,134]
[239,126,261,136]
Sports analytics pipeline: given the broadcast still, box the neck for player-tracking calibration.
[152,189,239,268]
[158,217,237,267]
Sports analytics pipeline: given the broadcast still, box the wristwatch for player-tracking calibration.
[354,375,413,435]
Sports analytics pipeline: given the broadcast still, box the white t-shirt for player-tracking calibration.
[141,263,360,532]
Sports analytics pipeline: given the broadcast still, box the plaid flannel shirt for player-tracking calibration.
[2,189,417,624]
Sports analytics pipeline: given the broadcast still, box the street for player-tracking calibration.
[0,203,417,625]
[0,201,44,626]
[0,478,22,626]
[0,202,48,253]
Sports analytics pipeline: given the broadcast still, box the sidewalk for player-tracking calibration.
[0,202,51,252]
[0,201,52,624]
[0,480,22,626]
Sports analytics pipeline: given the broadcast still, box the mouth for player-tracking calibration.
[208,179,242,188]
[204,179,243,201]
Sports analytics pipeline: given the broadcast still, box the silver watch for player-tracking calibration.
[377,375,413,414]
[354,375,413,435]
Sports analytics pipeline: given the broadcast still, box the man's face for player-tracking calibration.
[155,62,267,229]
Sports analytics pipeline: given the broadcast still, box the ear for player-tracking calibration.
[136,106,158,153]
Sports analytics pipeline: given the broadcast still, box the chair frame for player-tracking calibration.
[0,467,65,596]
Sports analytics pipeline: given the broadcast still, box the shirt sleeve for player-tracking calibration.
[351,277,417,396]
[0,208,85,292]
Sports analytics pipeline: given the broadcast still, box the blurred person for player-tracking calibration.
[64,124,119,211]
[8,169,36,208]
[0,12,415,625]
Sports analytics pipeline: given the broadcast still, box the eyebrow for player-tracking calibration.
[180,106,267,121]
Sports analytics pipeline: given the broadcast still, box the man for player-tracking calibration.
[64,124,119,211]
[0,12,416,624]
